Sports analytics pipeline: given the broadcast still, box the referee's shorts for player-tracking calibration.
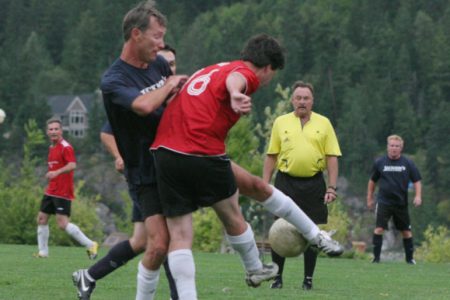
[274,171,327,224]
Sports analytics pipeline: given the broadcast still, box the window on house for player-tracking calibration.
[70,111,85,124]
[70,129,85,138]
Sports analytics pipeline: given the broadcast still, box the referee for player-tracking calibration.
[263,81,342,290]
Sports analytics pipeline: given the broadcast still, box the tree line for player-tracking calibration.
[0,0,449,243]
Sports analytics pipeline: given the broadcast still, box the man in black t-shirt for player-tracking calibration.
[72,2,188,300]
[367,134,422,264]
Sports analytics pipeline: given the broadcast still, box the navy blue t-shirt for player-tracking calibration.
[101,55,171,185]
[370,155,422,206]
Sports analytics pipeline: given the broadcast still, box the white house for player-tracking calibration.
[47,93,97,138]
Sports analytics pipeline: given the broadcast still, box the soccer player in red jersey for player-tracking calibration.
[35,118,98,259]
[151,34,343,299]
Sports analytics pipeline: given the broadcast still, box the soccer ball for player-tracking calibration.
[268,218,308,257]
[0,108,5,124]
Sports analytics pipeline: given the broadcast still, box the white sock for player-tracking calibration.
[65,223,94,248]
[37,225,49,255]
[226,223,262,272]
[168,249,197,300]
[136,261,160,300]
[262,186,320,241]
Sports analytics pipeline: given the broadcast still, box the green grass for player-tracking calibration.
[0,244,449,300]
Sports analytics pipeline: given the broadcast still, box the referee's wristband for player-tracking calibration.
[327,186,337,191]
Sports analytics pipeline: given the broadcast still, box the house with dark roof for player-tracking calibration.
[47,93,98,138]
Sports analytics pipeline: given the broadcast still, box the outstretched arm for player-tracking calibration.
[226,72,252,115]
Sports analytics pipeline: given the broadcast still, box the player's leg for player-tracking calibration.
[36,195,52,257]
[212,191,278,287]
[72,183,146,300]
[231,162,343,256]
[394,207,415,264]
[166,213,197,300]
[73,219,146,299]
[136,214,169,300]
[54,198,98,259]
[136,185,170,300]
[36,214,50,257]
[163,258,179,300]
[372,203,389,263]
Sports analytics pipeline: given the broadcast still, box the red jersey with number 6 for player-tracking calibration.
[151,60,259,156]
[45,139,76,200]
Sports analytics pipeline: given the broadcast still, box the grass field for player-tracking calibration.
[0,244,449,300]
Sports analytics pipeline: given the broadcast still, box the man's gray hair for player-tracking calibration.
[122,0,167,41]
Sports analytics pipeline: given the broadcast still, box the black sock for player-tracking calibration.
[271,248,285,280]
[304,247,318,280]
[403,237,414,261]
[372,234,383,260]
[88,240,138,280]
[163,259,179,300]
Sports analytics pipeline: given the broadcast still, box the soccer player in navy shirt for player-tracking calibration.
[367,134,422,264]
[72,1,188,300]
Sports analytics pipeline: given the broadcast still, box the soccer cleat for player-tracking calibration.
[302,278,313,290]
[33,252,48,258]
[372,258,380,263]
[72,269,96,300]
[310,230,344,257]
[270,276,283,289]
[245,263,279,288]
[406,259,416,265]
[86,242,98,260]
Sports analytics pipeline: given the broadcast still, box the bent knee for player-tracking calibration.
[130,237,147,253]
[144,244,168,260]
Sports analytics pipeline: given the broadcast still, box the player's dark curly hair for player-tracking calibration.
[240,34,285,70]
[122,0,167,41]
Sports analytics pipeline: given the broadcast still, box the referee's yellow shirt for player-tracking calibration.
[266,111,342,177]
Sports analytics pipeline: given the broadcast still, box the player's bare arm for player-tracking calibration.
[226,72,252,115]
[100,132,124,173]
[46,162,76,180]
[132,74,188,115]
[367,179,376,210]
[413,181,422,207]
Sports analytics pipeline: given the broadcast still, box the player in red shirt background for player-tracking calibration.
[35,118,98,259]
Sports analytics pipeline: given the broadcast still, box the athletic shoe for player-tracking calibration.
[86,242,98,260]
[310,230,344,257]
[72,269,96,300]
[270,276,283,289]
[406,259,416,265]
[245,263,279,287]
[372,258,380,263]
[302,278,313,290]
[33,252,48,258]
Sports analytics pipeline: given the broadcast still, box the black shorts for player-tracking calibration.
[134,184,162,219]
[153,148,237,217]
[375,203,411,231]
[128,183,144,222]
[40,195,72,216]
[274,171,327,224]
